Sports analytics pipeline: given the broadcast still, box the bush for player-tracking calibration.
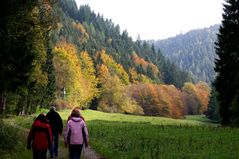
[0,118,32,159]
[0,120,19,150]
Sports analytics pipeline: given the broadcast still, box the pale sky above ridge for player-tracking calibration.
[75,0,224,40]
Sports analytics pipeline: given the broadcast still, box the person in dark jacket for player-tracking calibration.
[46,105,63,158]
[27,114,52,159]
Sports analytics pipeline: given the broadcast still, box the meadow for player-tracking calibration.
[1,109,239,159]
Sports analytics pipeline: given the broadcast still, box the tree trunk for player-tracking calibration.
[0,90,6,113]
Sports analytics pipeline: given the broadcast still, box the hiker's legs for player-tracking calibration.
[33,149,40,159]
[69,145,83,159]
[39,150,47,159]
[53,132,59,156]
[33,149,47,159]
[50,132,59,157]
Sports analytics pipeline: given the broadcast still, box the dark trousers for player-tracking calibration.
[33,149,47,159]
[69,144,83,159]
[50,132,59,157]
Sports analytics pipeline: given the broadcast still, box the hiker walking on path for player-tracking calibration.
[27,114,52,159]
[64,108,89,159]
[46,105,63,158]
[67,107,85,122]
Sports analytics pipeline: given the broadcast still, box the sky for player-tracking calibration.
[75,0,224,40]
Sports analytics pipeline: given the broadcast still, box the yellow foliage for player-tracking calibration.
[95,50,129,85]
[56,22,63,31]
[98,76,144,115]
[53,41,96,107]
[79,51,99,107]
[129,67,153,84]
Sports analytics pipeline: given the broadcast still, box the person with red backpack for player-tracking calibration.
[27,114,52,159]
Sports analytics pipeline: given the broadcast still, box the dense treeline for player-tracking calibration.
[0,0,211,118]
[212,0,239,126]
[57,0,193,88]
[0,0,57,114]
[153,25,219,83]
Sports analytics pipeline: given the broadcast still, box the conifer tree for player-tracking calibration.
[206,86,221,122]
[214,0,239,125]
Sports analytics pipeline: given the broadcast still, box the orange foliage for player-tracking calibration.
[72,22,89,43]
[42,0,53,11]
[128,82,210,118]
[195,81,211,113]
[131,53,148,70]
[128,84,185,118]
[182,82,211,114]
[131,53,160,78]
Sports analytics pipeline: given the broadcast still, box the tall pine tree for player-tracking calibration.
[214,0,239,125]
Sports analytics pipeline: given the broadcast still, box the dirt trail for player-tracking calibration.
[8,121,104,159]
[83,146,104,159]
[57,138,104,159]
[53,145,103,159]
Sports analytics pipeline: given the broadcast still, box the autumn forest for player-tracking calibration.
[1,0,239,126]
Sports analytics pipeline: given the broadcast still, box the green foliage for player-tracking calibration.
[0,120,32,159]
[0,0,57,114]
[161,59,193,88]
[154,25,219,83]
[0,0,38,113]
[0,120,18,150]
[0,0,207,117]
[206,86,221,122]
[58,3,192,87]
[40,47,57,108]
[214,0,239,125]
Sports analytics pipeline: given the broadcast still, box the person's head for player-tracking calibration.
[71,108,81,117]
[35,113,48,123]
[50,104,56,112]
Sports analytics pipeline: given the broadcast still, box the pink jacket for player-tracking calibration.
[64,117,89,145]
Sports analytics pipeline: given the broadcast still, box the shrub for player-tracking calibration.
[0,120,19,150]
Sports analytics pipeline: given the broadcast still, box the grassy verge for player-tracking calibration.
[2,109,239,159]
[79,110,238,159]
[0,120,32,159]
[88,120,239,159]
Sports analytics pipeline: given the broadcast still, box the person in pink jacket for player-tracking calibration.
[64,108,89,159]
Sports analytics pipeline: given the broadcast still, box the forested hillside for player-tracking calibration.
[0,0,211,119]
[153,25,219,83]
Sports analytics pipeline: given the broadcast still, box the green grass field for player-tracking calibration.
[1,109,239,159]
